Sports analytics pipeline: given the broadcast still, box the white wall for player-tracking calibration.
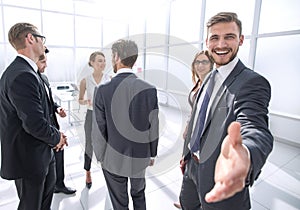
[0,0,300,145]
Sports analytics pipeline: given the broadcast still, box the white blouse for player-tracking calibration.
[85,73,110,110]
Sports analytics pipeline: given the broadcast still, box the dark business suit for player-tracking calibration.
[0,56,61,210]
[180,60,273,210]
[93,72,159,210]
[38,72,66,188]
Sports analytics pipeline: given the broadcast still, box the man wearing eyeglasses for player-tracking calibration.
[0,22,67,210]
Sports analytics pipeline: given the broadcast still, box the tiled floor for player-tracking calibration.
[1,104,300,210]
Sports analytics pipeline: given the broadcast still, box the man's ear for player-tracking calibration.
[26,33,35,45]
[114,53,120,63]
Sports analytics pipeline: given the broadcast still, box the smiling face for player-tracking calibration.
[194,54,212,80]
[206,21,244,68]
[91,54,106,72]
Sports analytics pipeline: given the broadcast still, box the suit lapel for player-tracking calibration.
[204,61,246,132]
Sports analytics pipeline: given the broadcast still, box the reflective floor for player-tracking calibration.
[1,105,300,210]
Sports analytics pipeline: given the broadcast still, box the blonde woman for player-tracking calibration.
[79,51,110,189]
[174,50,213,209]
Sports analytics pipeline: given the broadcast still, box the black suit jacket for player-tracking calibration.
[38,72,60,129]
[0,56,61,180]
[186,60,273,209]
[93,72,159,178]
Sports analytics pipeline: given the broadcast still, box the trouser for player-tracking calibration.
[84,109,93,171]
[54,149,65,187]
[15,153,56,210]
[179,156,202,210]
[102,168,146,210]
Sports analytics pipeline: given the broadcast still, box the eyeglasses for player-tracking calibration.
[32,33,46,44]
[194,60,210,65]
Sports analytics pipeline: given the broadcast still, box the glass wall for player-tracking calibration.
[1,0,300,120]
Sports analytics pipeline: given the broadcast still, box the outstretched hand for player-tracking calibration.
[205,121,250,203]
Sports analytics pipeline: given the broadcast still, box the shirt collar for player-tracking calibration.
[116,68,134,75]
[17,54,38,72]
[215,56,239,80]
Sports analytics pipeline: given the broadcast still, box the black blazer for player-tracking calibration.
[93,72,159,177]
[185,60,273,209]
[0,56,61,180]
[39,72,60,129]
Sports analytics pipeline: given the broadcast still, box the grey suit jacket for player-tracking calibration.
[92,72,159,178]
[187,60,273,209]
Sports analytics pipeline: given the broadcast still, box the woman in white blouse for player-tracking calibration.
[79,51,111,189]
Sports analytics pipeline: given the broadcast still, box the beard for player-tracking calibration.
[211,47,239,66]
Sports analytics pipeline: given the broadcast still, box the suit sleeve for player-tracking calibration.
[92,87,107,162]
[235,74,273,186]
[9,72,60,146]
[149,88,159,157]
[54,102,60,112]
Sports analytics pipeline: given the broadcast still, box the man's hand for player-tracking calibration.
[205,121,250,203]
[57,107,66,118]
[180,157,187,175]
[54,132,68,152]
[149,158,155,166]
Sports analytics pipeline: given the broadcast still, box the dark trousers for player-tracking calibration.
[102,168,146,210]
[179,157,202,210]
[84,109,93,171]
[54,149,65,187]
[14,154,56,210]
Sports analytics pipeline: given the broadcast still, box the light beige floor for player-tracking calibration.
[1,104,300,210]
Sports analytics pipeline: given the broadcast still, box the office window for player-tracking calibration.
[145,3,169,46]
[42,0,73,13]
[0,45,5,75]
[167,56,192,94]
[75,16,102,47]
[205,0,255,36]
[169,0,202,43]
[145,48,167,89]
[3,7,41,34]
[46,48,74,82]
[133,55,145,79]
[0,11,3,42]
[102,19,128,47]
[255,35,300,117]
[128,19,145,36]
[74,0,102,17]
[2,0,40,9]
[259,0,300,33]
[43,12,74,46]
[237,38,251,67]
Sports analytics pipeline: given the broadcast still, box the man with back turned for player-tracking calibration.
[93,39,159,210]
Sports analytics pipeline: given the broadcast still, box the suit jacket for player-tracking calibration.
[38,72,60,129]
[186,60,273,209]
[93,72,159,178]
[0,56,61,180]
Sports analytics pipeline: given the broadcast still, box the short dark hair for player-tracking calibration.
[8,22,39,50]
[206,12,242,36]
[112,39,138,68]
